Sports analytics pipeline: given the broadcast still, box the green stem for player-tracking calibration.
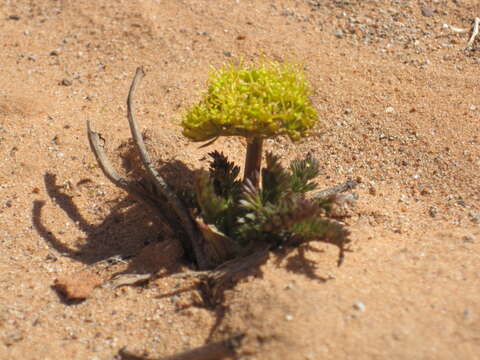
[244,137,263,188]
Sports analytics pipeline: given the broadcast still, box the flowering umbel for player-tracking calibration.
[181,62,318,142]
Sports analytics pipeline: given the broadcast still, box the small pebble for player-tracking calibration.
[462,235,475,244]
[353,301,366,312]
[420,187,432,196]
[421,7,434,17]
[335,29,345,38]
[285,314,294,321]
[385,106,395,114]
[59,79,72,86]
[45,253,58,262]
[223,50,233,57]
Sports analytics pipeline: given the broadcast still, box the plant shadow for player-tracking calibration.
[33,173,163,265]
[32,138,197,268]
[32,141,350,359]
[273,244,332,282]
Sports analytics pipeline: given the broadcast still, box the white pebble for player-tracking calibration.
[353,301,366,312]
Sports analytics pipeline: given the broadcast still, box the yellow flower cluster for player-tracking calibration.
[181,61,318,142]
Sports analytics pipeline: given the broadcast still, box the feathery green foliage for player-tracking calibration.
[192,152,349,261]
[194,172,229,225]
[181,61,318,142]
[208,150,242,199]
[289,152,320,193]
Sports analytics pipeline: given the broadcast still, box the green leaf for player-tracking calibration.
[194,172,228,224]
[289,152,320,193]
[290,217,346,241]
[208,150,242,199]
[261,152,291,204]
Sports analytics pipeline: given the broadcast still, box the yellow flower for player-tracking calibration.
[181,61,318,142]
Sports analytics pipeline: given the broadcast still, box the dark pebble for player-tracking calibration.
[59,79,72,86]
[421,7,434,17]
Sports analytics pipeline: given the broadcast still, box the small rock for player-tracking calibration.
[463,235,475,244]
[8,15,21,21]
[429,206,437,218]
[59,79,72,86]
[54,270,103,300]
[50,50,59,56]
[369,186,377,196]
[353,301,366,312]
[385,106,395,114]
[421,7,434,17]
[45,253,58,262]
[420,187,432,196]
[335,29,344,38]
[223,50,233,57]
[285,314,294,321]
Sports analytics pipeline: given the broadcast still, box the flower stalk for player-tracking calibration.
[244,137,263,188]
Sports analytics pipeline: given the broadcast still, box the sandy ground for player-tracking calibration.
[0,0,479,359]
